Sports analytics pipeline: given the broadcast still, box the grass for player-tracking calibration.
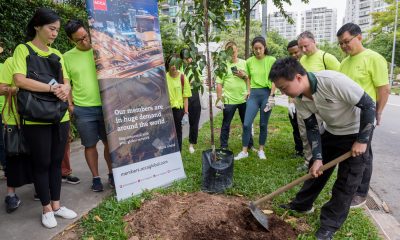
[78,106,381,240]
[391,86,400,95]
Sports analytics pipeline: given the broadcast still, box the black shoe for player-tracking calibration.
[5,195,21,213]
[315,228,335,240]
[108,173,115,189]
[91,177,104,192]
[62,175,81,185]
[280,203,315,214]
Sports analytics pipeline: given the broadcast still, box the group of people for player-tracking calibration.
[167,24,389,240]
[0,8,113,228]
[0,6,390,239]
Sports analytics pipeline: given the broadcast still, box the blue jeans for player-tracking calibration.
[220,103,253,149]
[242,88,272,147]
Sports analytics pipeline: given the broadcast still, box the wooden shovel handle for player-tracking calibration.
[253,151,352,206]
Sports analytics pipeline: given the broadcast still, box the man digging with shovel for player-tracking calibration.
[269,57,376,240]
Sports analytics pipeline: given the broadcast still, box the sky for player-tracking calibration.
[267,0,348,31]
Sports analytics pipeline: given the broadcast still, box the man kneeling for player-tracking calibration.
[269,57,375,240]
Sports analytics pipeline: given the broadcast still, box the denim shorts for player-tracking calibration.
[73,106,107,147]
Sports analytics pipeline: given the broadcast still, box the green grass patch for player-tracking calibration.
[79,106,381,240]
[391,86,400,95]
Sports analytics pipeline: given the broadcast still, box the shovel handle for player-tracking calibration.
[253,151,352,206]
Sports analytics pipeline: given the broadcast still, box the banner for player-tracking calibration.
[86,0,186,201]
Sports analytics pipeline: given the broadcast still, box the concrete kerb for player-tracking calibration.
[365,189,400,240]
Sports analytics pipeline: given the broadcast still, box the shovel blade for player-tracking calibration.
[249,202,269,231]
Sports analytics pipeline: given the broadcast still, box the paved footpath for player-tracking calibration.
[0,93,217,240]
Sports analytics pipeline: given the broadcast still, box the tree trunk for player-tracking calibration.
[203,0,216,156]
[244,0,251,59]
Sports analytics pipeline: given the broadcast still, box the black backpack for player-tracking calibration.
[17,44,68,123]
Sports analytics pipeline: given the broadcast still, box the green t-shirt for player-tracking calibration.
[300,50,340,72]
[64,47,102,107]
[12,42,70,124]
[0,57,17,125]
[0,62,4,111]
[246,56,276,89]
[216,58,248,104]
[339,49,388,101]
[166,71,192,109]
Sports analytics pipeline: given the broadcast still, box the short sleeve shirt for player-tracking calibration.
[166,71,192,109]
[216,58,248,104]
[64,47,102,107]
[12,42,70,124]
[246,56,276,89]
[295,71,364,135]
[0,62,4,111]
[300,50,340,72]
[0,57,18,125]
[339,49,388,101]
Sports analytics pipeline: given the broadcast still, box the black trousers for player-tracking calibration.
[288,112,303,153]
[188,90,201,144]
[22,122,69,206]
[172,108,184,151]
[290,131,372,232]
[220,103,253,149]
[356,128,374,197]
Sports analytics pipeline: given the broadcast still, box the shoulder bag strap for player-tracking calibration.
[322,52,327,70]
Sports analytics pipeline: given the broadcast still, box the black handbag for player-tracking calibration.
[2,88,30,156]
[17,44,68,123]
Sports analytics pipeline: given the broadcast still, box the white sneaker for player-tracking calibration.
[189,146,195,154]
[54,206,77,219]
[258,150,266,160]
[234,151,248,160]
[42,211,57,228]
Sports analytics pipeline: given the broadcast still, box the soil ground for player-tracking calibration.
[124,192,299,240]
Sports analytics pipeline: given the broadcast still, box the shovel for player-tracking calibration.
[250,151,352,231]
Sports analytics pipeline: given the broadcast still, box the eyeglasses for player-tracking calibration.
[73,34,89,44]
[338,35,359,46]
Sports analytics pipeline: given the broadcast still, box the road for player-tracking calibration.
[370,95,400,222]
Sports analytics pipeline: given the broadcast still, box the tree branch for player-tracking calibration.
[250,0,261,11]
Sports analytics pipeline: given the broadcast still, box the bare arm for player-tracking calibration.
[13,73,55,93]
[376,84,390,125]
[183,97,189,114]
[216,83,223,100]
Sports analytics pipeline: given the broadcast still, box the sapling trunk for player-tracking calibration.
[203,0,216,161]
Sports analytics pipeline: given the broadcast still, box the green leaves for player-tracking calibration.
[0,0,87,62]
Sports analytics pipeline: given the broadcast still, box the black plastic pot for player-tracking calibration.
[201,148,234,193]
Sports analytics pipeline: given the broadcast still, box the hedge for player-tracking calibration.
[0,0,88,62]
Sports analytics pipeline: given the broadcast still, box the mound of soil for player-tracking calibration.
[124,192,299,240]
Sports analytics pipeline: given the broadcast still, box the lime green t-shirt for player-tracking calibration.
[0,62,4,111]
[0,57,18,125]
[64,47,102,107]
[339,49,388,101]
[166,71,192,109]
[246,56,276,89]
[216,58,248,104]
[12,42,70,124]
[300,50,340,72]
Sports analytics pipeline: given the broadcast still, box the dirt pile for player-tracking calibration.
[124,192,299,240]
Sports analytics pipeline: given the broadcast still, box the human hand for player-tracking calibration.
[309,160,323,178]
[351,141,367,157]
[263,95,275,112]
[53,84,70,101]
[181,113,189,125]
[376,112,382,126]
[235,70,246,79]
[215,97,224,109]
[288,103,296,119]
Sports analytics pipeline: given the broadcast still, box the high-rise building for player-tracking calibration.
[344,0,388,35]
[267,12,298,41]
[301,7,337,43]
[225,0,262,22]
